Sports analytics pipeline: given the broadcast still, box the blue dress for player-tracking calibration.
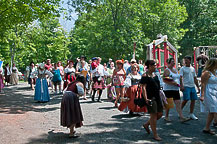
[33,70,53,102]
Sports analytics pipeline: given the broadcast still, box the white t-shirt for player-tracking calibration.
[180,66,196,88]
[91,64,106,77]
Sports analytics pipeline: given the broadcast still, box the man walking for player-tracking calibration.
[180,56,200,120]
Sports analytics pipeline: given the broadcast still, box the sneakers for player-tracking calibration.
[189,113,198,120]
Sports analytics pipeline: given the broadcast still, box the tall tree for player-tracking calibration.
[179,0,217,57]
[68,0,188,61]
[0,0,61,37]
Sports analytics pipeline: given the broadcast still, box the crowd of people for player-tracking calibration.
[0,63,20,93]
[0,54,217,141]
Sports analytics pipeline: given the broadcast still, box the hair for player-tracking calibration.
[30,61,34,66]
[6,63,9,66]
[145,60,156,69]
[203,58,217,72]
[184,56,192,61]
[75,74,86,86]
[68,60,73,64]
[54,63,58,68]
[166,58,175,64]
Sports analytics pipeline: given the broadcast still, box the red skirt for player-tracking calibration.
[118,85,147,113]
[92,77,106,90]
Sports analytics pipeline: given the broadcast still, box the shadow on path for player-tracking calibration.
[0,84,62,114]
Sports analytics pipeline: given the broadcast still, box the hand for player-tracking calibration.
[200,96,204,101]
[145,99,150,104]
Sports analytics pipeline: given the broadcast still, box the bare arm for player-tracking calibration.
[194,76,200,93]
[163,69,177,86]
[200,71,210,101]
[180,76,184,91]
[141,84,148,102]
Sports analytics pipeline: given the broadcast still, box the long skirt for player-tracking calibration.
[92,77,106,90]
[10,73,19,85]
[61,91,83,128]
[0,76,4,90]
[5,75,10,83]
[118,85,147,113]
[34,78,50,102]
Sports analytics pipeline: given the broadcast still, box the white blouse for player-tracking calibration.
[64,67,75,74]
[30,70,53,78]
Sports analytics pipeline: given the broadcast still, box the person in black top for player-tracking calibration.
[140,60,163,141]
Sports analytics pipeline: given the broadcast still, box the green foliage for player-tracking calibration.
[67,0,188,61]
[179,0,217,58]
[0,0,61,37]
[0,18,70,70]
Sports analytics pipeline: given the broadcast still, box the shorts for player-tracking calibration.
[147,98,163,114]
[164,90,180,100]
[183,87,198,100]
[114,85,124,88]
[53,81,61,86]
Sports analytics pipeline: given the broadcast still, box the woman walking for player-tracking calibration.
[140,60,163,141]
[76,61,89,100]
[163,58,189,122]
[112,60,126,107]
[61,75,85,138]
[118,64,146,114]
[27,62,36,90]
[107,62,115,100]
[4,63,11,86]
[200,58,217,135]
[10,63,19,85]
[64,60,76,89]
[31,63,53,102]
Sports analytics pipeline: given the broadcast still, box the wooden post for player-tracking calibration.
[157,45,161,73]
[153,40,156,59]
[194,47,197,73]
[173,51,176,68]
[164,38,167,69]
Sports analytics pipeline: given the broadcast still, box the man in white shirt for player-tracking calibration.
[180,56,200,120]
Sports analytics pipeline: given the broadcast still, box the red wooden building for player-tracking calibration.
[146,35,178,73]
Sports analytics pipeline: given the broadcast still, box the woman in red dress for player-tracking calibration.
[118,64,147,114]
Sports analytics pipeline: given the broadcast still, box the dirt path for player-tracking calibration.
[0,82,216,144]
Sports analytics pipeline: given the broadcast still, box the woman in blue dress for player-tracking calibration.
[31,63,53,102]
